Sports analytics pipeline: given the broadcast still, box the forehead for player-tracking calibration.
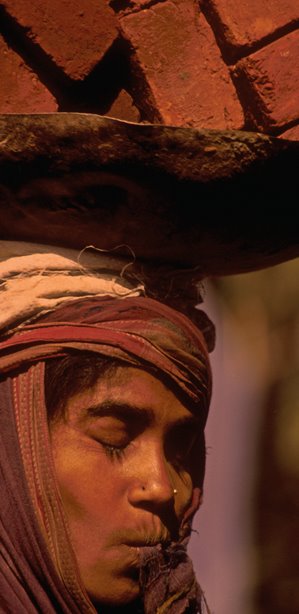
[66,365,198,427]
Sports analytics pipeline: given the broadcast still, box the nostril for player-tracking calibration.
[127,443,175,507]
[128,474,175,507]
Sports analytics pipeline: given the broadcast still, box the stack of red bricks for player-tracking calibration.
[0,0,298,139]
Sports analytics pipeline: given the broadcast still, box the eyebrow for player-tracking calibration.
[84,399,200,429]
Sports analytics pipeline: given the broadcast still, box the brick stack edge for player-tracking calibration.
[0,0,298,138]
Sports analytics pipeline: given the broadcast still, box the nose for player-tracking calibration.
[127,440,174,508]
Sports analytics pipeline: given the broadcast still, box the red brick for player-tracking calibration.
[199,0,299,57]
[106,89,141,122]
[233,31,299,131]
[0,0,119,80]
[0,35,57,112]
[111,0,150,14]
[120,0,244,129]
[280,124,299,140]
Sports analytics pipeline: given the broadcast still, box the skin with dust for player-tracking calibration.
[50,366,202,609]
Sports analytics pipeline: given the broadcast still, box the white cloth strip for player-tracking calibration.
[0,241,145,334]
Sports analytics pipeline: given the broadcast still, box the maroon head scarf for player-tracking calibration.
[0,296,213,613]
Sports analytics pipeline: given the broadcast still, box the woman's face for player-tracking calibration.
[50,366,203,607]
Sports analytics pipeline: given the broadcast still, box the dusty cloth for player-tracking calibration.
[0,296,212,412]
[0,375,87,613]
[140,541,210,614]
[0,241,144,335]
[0,248,213,613]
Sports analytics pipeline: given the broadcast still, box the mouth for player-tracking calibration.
[111,526,172,551]
[124,537,171,548]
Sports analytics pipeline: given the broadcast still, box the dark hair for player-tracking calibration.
[44,351,206,430]
[44,352,119,423]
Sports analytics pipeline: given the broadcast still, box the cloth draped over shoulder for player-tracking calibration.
[0,242,213,613]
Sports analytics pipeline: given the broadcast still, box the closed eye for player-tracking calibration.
[100,441,128,461]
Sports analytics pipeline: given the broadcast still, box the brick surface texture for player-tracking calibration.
[114,0,152,13]
[0,34,57,112]
[199,0,299,56]
[234,30,299,131]
[0,0,119,79]
[120,0,244,129]
[0,0,298,136]
[107,89,141,122]
[280,124,299,140]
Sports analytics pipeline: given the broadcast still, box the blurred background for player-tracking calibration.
[189,258,299,614]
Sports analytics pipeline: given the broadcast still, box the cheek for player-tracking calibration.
[175,471,193,520]
[51,438,125,529]
[53,452,141,604]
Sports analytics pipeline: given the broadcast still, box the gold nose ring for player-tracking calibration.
[173,488,178,495]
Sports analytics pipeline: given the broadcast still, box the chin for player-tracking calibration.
[87,574,140,608]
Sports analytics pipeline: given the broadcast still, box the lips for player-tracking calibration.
[124,536,170,548]
[110,525,172,550]
[125,539,159,547]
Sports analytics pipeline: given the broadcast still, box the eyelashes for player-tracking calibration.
[101,441,128,461]
[100,439,193,471]
[94,425,199,468]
